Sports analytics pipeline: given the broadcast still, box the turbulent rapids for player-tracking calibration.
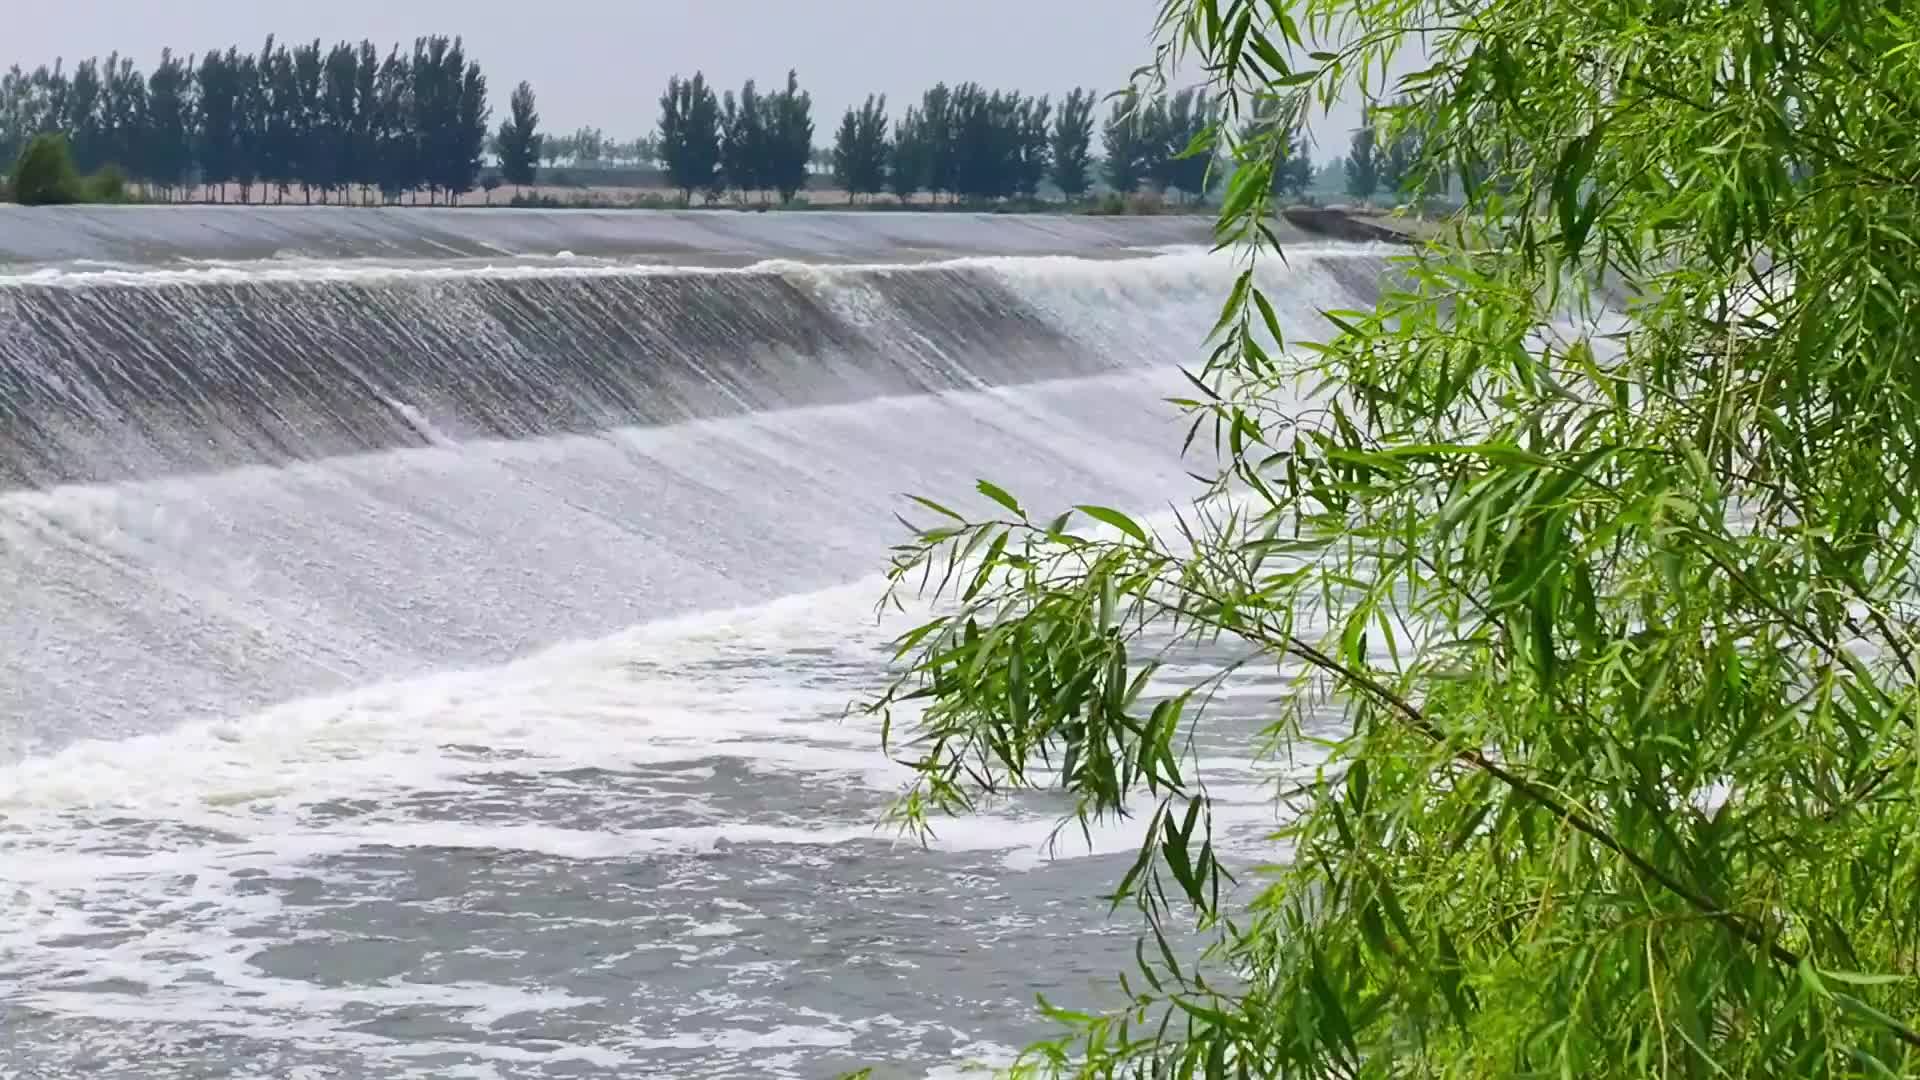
[0,212,1390,752]
[0,259,1195,487]
[0,208,1391,1079]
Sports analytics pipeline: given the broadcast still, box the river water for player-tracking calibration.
[0,209,1387,1077]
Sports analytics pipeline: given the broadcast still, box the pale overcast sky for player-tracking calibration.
[7,1,1369,156]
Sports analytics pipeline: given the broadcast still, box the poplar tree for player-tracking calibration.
[1049,87,1097,201]
[496,81,542,192]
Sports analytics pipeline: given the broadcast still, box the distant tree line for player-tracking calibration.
[653,72,1239,207]
[1328,99,1482,206]
[523,126,660,169]
[1249,97,1462,207]
[0,37,520,204]
[4,43,1449,211]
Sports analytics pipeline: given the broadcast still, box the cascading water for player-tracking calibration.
[0,213,1392,1078]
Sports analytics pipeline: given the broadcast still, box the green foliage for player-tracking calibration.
[1344,112,1378,201]
[720,79,768,199]
[888,105,930,201]
[1230,104,1312,203]
[1050,88,1098,201]
[143,49,196,195]
[833,108,862,200]
[766,71,814,204]
[370,47,411,201]
[870,0,1920,1076]
[2,136,135,206]
[1,35,507,205]
[1099,89,1155,194]
[1013,94,1052,200]
[97,54,146,184]
[496,81,542,189]
[194,48,246,196]
[712,71,812,204]
[447,42,492,200]
[0,46,1229,211]
[1153,88,1214,200]
[563,126,607,165]
[861,83,1057,205]
[920,83,957,198]
[313,44,356,197]
[833,94,891,202]
[1267,119,1313,199]
[657,72,722,204]
[949,83,1044,201]
[11,132,81,205]
[84,162,128,202]
[369,35,494,203]
[531,129,653,170]
[1375,96,1429,203]
[1101,87,1215,201]
[65,58,103,170]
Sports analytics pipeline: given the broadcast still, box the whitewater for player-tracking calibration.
[0,207,1391,1078]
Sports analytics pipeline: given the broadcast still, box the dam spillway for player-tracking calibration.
[0,207,1388,1078]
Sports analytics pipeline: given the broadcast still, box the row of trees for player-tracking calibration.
[824,83,1441,208]
[655,71,816,204]
[1242,99,1432,205]
[1335,103,1429,203]
[3,44,1428,209]
[528,126,655,169]
[832,84,1218,204]
[648,76,1230,207]
[514,127,833,175]
[823,83,1489,209]
[0,37,519,203]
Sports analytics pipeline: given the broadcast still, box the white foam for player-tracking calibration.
[0,575,897,816]
[381,395,460,448]
[0,227,1381,1077]
[0,481,1315,1077]
[0,243,1386,292]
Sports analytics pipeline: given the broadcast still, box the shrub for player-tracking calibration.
[84,164,129,204]
[12,134,81,206]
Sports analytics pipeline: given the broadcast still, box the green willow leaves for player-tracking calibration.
[868,1,1920,1076]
